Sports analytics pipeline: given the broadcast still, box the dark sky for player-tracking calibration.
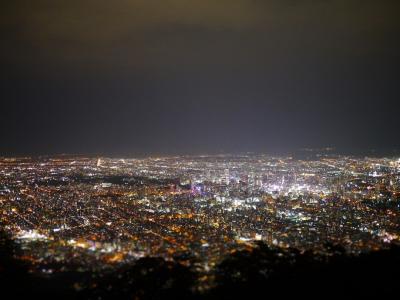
[1,0,399,156]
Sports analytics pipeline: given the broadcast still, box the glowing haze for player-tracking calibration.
[1,1,399,155]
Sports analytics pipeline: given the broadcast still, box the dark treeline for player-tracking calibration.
[1,230,399,299]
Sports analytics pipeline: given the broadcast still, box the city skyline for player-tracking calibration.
[1,2,400,298]
[1,153,399,297]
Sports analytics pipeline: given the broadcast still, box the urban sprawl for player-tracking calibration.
[1,154,399,281]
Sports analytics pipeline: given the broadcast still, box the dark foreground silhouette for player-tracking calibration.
[1,231,399,300]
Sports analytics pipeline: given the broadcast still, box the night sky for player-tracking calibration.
[1,1,399,156]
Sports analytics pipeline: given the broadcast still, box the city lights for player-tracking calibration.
[1,154,399,283]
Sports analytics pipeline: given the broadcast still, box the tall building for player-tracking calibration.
[248,172,255,188]
[224,168,230,185]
